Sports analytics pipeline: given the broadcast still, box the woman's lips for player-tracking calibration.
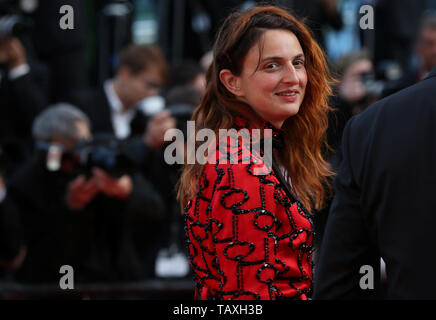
[276,90,299,102]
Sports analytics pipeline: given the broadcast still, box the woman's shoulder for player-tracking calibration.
[202,127,268,166]
[203,144,271,176]
[201,151,274,193]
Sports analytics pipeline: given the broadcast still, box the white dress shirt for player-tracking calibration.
[103,80,135,140]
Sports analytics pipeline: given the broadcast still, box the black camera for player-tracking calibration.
[42,135,134,178]
[0,0,32,38]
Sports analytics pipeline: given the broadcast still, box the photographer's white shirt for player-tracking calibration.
[104,80,135,140]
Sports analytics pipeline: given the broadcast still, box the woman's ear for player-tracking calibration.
[219,69,243,97]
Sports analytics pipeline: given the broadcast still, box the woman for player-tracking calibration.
[178,5,334,300]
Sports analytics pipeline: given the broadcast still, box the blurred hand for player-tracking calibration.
[66,175,100,210]
[92,168,133,200]
[0,38,27,68]
[144,110,176,150]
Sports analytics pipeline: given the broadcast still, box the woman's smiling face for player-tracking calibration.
[227,29,307,128]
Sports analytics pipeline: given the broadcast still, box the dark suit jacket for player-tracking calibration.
[71,85,149,135]
[71,86,156,170]
[0,65,48,177]
[71,86,114,135]
[313,67,436,299]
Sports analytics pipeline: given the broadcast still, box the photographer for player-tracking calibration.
[6,104,165,283]
[71,44,172,140]
[71,43,175,169]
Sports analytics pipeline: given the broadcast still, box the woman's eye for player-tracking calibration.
[265,62,279,69]
[294,59,305,67]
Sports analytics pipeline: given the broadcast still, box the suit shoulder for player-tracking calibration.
[350,74,436,132]
[70,86,107,112]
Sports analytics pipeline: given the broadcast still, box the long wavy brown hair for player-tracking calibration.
[178,5,335,213]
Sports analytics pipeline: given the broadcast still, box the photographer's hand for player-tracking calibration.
[66,175,100,210]
[144,110,176,150]
[92,168,133,200]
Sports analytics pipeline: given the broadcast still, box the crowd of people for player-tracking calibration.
[0,0,436,299]
[0,1,207,285]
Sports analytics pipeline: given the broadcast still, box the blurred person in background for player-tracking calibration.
[70,43,176,172]
[132,59,205,280]
[0,35,48,178]
[329,50,374,154]
[149,83,203,279]
[72,44,175,190]
[313,50,374,263]
[415,11,436,78]
[169,59,206,94]
[5,104,165,283]
[71,44,170,140]
[381,11,436,97]
[373,0,426,76]
[0,0,89,103]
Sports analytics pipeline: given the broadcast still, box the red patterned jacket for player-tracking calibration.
[184,119,313,300]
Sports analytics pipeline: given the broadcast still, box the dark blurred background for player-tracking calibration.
[0,0,436,299]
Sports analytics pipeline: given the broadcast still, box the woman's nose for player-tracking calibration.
[282,64,299,85]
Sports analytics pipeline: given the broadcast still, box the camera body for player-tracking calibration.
[41,135,133,178]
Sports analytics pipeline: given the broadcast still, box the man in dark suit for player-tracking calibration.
[313,66,436,299]
[71,44,175,165]
[71,44,170,138]
[0,37,48,177]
